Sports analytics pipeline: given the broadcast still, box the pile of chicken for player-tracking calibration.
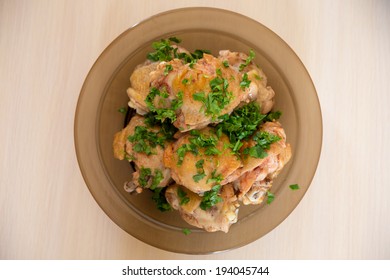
[113,38,291,233]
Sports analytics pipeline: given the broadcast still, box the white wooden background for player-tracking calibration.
[1,0,389,259]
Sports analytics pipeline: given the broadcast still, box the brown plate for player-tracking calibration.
[74,8,322,254]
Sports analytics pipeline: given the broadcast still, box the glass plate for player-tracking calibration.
[74,7,322,254]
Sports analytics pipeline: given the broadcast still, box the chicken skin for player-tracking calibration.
[232,121,292,204]
[163,127,242,194]
[113,115,171,193]
[165,184,239,233]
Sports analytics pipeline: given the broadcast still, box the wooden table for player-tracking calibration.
[1,0,389,259]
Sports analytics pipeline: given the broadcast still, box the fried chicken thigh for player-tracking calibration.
[232,121,292,204]
[165,184,239,233]
[113,115,171,193]
[163,127,242,194]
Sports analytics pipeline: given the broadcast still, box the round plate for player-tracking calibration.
[74,7,322,254]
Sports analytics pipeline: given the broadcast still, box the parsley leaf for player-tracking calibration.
[177,187,190,205]
[118,107,127,114]
[138,168,163,190]
[127,126,165,155]
[239,49,255,71]
[138,167,151,187]
[145,87,183,122]
[243,131,281,159]
[150,169,164,190]
[152,187,171,212]
[182,228,192,235]
[163,64,173,76]
[216,102,265,145]
[193,172,206,182]
[195,159,204,169]
[266,191,275,204]
[289,184,300,190]
[200,185,222,210]
[265,111,282,121]
[240,72,251,89]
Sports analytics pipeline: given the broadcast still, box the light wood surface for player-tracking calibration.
[1,0,390,259]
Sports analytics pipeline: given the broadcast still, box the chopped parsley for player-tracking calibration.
[266,191,275,204]
[239,49,255,71]
[200,185,223,210]
[265,111,282,122]
[289,184,300,190]
[144,112,177,141]
[138,167,151,187]
[192,70,232,118]
[176,143,199,166]
[163,64,173,75]
[195,159,204,169]
[222,60,229,68]
[152,187,171,212]
[182,78,189,85]
[193,159,206,182]
[118,107,127,114]
[193,173,206,182]
[144,87,183,122]
[206,170,223,185]
[147,37,181,62]
[138,168,164,190]
[177,187,190,205]
[182,228,192,235]
[147,37,210,66]
[216,102,265,152]
[240,72,251,89]
[127,126,165,155]
[150,169,164,190]
[243,131,281,159]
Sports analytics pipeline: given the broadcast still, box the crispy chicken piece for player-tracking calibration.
[163,127,242,194]
[127,53,255,132]
[230,121,292,204]
[113,115,171,193]
[127,61,159,115]
[165,184,239,233]
[218,50,275,114]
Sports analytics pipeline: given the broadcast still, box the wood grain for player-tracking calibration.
[1,0,389,259]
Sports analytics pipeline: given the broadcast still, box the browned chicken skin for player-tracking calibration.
[113,115,171,193]
[165,184,239,233]
[163,127,242,194]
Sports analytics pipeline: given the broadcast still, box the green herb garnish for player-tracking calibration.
[152,187,171,212]
[177,187,190,205]
[240,72,251,89]
[239,49,255,71]
[265,111,282,121]
[128,126,165,155]
[266,191,275,204]
[147,37,210,66]
[118,107,127,114]
[216,102,265,154]
[193,173,206,182]
[222,60,229,68]
[289,184,300,190]
[195,159,204,169]
[182,78,189,85]
[144,87,183,122]
[138,168,163,190]
[163,64,173,75]
[182,228,192,235]
[200,184,223,210]
[243,131,281,159]
[138,167,151,187]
